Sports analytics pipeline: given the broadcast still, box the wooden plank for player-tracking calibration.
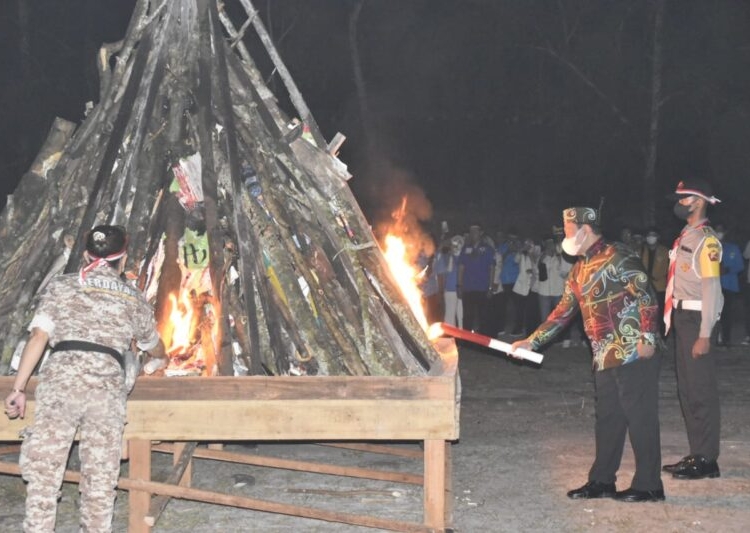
[423,440,448,530]
[151,443,423,485]
[128,439,152,533]
[123,399,457,441]
[128,375,456,401]
[316,442,423,459]
[0,399,457,442]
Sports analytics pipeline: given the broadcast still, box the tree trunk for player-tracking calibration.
[642,0,666,228]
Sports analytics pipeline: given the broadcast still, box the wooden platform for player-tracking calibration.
[0,338,459,532]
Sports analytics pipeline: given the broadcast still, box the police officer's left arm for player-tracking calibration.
[697,235,723,357]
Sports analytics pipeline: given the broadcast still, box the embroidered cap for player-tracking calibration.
[668,179,721,204]
[563,207,599,226]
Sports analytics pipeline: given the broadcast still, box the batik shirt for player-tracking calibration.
[527,238,658,370]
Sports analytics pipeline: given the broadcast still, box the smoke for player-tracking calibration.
[367,159,435,262]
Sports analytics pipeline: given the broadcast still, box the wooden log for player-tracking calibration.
[65,26,156,274]
[235,0,327,149]
[195,0,226,373]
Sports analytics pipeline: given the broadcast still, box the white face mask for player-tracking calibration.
[561,227,585,256]
[646,236,657,245]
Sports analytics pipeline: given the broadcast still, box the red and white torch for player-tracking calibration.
[428,322,544,364]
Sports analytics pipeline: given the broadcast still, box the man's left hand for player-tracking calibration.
[692,337,710,358]
[636,341,655,359]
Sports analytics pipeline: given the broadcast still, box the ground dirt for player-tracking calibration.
[1,337,749,532]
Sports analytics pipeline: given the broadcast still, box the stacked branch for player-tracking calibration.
[0,0,439,376]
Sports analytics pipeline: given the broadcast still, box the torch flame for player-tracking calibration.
[427,322,445,340]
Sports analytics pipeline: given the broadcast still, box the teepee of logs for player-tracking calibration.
[0,0,439,377]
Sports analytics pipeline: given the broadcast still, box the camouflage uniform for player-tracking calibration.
[20,264,159,532]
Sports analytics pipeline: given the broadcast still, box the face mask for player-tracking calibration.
[646,236,657,245]
[561,227,585,256]
[673,201,694,220]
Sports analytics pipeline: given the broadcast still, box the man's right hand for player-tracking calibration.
[510,339,531,360]
[4,391,26,420]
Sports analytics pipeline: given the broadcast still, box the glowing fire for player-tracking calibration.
[166,291,195,355]
[381,197,431,330]
[383,234,428,329]
[157,289,218,376]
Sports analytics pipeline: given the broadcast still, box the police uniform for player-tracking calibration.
[670,221,723,462]
[20,264,159,532]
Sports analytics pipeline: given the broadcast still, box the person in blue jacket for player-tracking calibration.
[715,224,744,346]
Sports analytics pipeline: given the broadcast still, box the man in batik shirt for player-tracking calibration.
[512,206,663,503]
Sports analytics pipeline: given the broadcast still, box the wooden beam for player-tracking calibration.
[144,441,197,527]
[316,442,423,459]
[151,443,423,485]
[423,439,449,530]
[128,439,152,533]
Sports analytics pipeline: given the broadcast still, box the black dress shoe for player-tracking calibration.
[567,480,616,499]
[613,487,665,502]
[662,455,691,474]
[671,455,720,480]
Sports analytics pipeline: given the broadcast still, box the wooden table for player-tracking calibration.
[0,338,459,532]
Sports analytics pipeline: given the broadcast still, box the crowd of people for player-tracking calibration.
[420,213,750,347]
[417,178,744,502]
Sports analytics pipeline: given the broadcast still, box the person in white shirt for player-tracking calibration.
[537,238,569,319]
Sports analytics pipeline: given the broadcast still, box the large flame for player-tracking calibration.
[381,197,430,330]
[166,291,195,355]
[383,234,428,329]
[157,289,218,376]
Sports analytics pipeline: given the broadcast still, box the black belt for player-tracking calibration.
[52,340,124,370]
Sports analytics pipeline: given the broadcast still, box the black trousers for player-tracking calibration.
[588,354,663,491]
[462,291,487,332]
[674,309,721,460]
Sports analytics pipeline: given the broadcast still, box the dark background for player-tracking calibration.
[1,0,749,243]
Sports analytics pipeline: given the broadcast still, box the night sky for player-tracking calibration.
[2,0,749,242]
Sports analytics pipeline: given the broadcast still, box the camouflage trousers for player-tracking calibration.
[19,376,126,533]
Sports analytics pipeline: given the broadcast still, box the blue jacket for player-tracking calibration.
[720,241,744,293]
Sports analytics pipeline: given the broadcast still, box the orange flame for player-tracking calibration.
[166,291,195,355]
[383,234,428,330]
[380,196,431,330]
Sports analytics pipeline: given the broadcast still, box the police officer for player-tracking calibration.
[662,180,724,480]
[3,225,165,532]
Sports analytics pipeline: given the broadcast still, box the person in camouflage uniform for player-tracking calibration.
[3,225,164,533]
